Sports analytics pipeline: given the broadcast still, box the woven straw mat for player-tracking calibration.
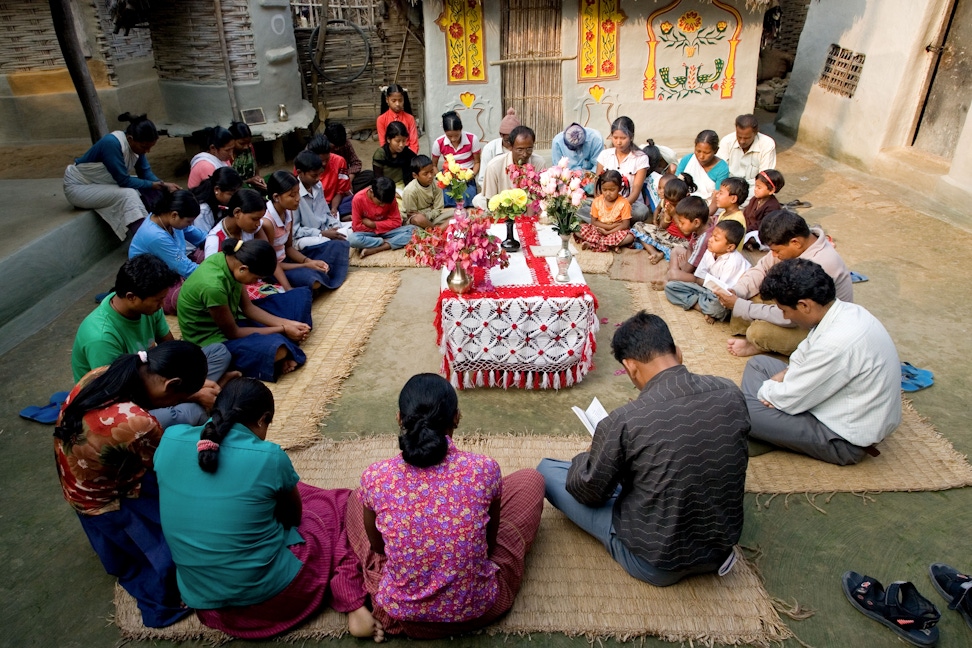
[348,246,615,274]
[166,270,400,450]
[628,282,972,494]
[113,434,792,645]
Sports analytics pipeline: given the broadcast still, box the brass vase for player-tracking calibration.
[447,265,473,294]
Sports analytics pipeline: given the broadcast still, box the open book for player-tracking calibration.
[571,397,609,436]
[702,273,731,293]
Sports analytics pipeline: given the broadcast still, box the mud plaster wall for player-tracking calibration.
[155,0,309,137]
[422,0,761,153]
[0,0,161,144]
[775,0,948,167]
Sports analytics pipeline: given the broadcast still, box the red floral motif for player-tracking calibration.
[469,33,478,44]
[468,0,477,7]
[585,30,595,42]
[601,19,615,34]
[471,67,481,77]
[585,0,596,5]
[449,22,464,39]
[600,60,615,74]
[584,64,595,75]
[451,63,466,79]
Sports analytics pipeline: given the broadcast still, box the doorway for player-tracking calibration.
[500,0,563,148]
[912,0,972,160]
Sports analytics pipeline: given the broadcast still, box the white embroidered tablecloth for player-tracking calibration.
[434,217,599,390]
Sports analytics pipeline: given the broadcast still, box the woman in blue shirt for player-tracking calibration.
[129,190,206,314]
[63,113,180,240]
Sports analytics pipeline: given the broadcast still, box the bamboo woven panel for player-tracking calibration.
[149,0,257,82]
[114,433,792,645]
[0,1,64,72]
[628,283,972,494]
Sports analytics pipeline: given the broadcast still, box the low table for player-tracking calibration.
[434,217,599,390]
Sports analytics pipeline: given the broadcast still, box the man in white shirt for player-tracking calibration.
[717,114,777,194]
[473,125,546,210]
[741,259,901,465]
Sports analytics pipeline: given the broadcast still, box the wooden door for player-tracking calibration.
[500,0,563,148]
[912,0,972,159]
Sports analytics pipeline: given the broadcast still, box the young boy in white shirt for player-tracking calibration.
[665,220,750,323]
[294,150,351,250]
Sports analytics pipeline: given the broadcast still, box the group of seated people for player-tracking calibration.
[57,98,906,641]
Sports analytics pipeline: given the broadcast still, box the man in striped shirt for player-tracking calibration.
[538,312,750,586]
[743,259,901,465]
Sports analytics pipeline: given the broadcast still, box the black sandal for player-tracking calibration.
[929,563,972,630]
[842,571,940,646]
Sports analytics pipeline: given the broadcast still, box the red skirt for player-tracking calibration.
[196,483,367,639]
[576,223,631,252]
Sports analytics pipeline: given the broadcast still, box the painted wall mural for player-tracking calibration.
[443,91,492,141]
[572,84,617,131]
[578,0,627,81]
[436,0,487,84]
[643,0,742,101]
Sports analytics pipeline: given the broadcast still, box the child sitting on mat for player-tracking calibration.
[634,174,695,264]
[576,170,634,252]
[665,220,750,323]
[650,196,710,291]
[349,176,417,258]
[401,155,451,229]
[743,170,784,248]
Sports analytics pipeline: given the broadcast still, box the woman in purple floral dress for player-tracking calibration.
[346,373,545,638]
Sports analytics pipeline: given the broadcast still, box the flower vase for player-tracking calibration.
[555,234,572,283]
[453,199,466,219]
[447,265,473,294]
[501,217,520,252]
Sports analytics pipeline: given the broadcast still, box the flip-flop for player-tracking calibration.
[850,271,869,283]
[94,291,110,304]
[19,390,70,424]
[784,200,813,209]
[929,563,972,631]
[842,571,940,647]
[901,362,934,392]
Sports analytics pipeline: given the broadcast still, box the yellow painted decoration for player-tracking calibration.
[436,0,486,84]
[578,0,626,81]
[588,84,605,104]
[713,0,742,99]
[459,92,476,108]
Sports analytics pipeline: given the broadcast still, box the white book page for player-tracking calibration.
[703,273,730,293]
[572,397,609,436]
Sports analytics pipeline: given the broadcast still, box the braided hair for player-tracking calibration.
[198,377,274,473]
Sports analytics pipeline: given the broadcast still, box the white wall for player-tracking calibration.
[561,0,764,151]
[423,0,763,151]
[776,0,949,167]
[422,2,505,145]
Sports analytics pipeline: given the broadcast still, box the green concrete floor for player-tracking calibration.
[2,138,972,648]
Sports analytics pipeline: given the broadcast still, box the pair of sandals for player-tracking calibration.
[843,564,972,646]
[902,362,935,392]
[19,391,69,424]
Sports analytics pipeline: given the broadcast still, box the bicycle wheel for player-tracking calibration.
[309,19,371,84]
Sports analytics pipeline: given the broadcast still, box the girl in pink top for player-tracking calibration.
[188,126,236,189]
[346,373,545,639]
[376,84,420,153]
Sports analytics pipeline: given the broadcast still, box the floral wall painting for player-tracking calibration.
[643,0,742,101]
[444,91,492,141]
[436,0,487,84]
[572,84,616,130]
[578,0,627,81]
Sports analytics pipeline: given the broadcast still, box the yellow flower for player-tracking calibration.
[487,194,502,212]
[677,11,702,33]
[716,20,728,32]
[511,189,528,208]
[660,20,673,35]
[445,154,461,175]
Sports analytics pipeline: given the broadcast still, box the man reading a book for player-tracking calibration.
[742,259,900,465]
[537,311,750,586]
